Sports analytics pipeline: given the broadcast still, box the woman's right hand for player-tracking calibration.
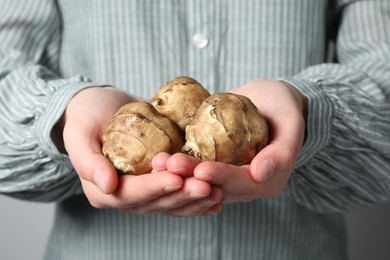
[60,87,222,216]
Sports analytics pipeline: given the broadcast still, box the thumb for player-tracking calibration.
[64,119,118,194]
[250,117,305,184]
[61,87,138,194]
[250,144,291,183]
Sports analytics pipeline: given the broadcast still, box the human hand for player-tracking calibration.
[62,86,137,194]
[148,152,224,216]
[170,79,308,203]
[230,79,307,182]
[61,87,221,216]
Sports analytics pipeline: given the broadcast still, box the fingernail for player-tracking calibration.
[164,185,182,193]
[257,159,275,182]
[95,171,107,193]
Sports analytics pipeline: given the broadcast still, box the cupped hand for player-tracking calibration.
[149,152,224,216]
[231,79,307,182]
[190,79,308,203]
[63,86,137,195]
[61,87,222,216]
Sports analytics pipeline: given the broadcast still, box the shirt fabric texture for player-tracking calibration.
[1,0,390,259]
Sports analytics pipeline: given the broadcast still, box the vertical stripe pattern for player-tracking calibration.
[0,0,389,259]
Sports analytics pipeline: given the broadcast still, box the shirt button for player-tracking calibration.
[192,33,209,49]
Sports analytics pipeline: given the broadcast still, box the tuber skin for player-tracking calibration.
[102,77,269,174]
[183,93,269,166]
[101,102,185,175]
[150,76,211,131]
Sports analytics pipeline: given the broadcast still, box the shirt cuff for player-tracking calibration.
[36,77,100,162]
[279,78,334,167]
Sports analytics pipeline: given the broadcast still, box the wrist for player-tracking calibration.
[279,80,308,129]
[51,86,109,155]
[278,78,334,167]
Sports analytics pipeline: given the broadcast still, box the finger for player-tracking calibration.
[64,118,118,194]
[127,176,211,214]
[194,162,256,203]
[82,171,183,209]
[250,109,305,183]
[194,161,252,185]
[165,153,203,177]
[162,186,224,217]
[204,201,224,216]
[63,87,138,194]
[151,152,171,172]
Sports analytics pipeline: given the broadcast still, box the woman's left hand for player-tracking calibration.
[157,79,308,204]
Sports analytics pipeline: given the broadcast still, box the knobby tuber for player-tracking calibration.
[183,92,269,166]
[101,101,184,175]
[150,76,210,131]
[102,77,269,175]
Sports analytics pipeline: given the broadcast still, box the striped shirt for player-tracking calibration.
[1,0,390,259]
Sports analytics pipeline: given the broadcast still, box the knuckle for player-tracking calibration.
[123,197,144,209]
[280,145,298,170]
[212,187,224,201]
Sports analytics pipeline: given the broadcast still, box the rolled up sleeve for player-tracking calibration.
[0,0,96,201]
[280,0,390,213]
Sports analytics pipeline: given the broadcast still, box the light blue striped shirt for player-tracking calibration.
[1,1,390,259]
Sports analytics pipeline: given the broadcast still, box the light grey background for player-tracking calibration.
[1,195,390,260]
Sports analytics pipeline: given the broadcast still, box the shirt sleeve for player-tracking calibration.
[280,0,390,213]
[0,0,96,202]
